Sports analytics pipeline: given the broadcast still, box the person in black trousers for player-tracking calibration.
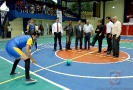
[112,16,121,58]
[1,26,4,38]
[52,18,63,51]
[104,17,113,54]
[64,20,73,51]
[91,20,105,53]
[74,20,84,50]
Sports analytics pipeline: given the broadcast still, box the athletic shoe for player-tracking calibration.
[25,78,37,84]
[10,72,20,76]
[36,49,39,51]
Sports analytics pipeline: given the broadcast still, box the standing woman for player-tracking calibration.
[91,20,105,53]
[27,19,38,51]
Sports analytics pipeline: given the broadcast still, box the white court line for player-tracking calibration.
[0,56,70,90]
[30,50,133,79]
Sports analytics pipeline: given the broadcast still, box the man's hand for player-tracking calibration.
[31,59,36,64]
[99,33,102,36]
[67,27,69,30]
[75,35,77,38]
[108,35,111,38]
[96,29,99,31]
[116,36,118,40]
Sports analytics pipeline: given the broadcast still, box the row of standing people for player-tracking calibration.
[52,16,121,58]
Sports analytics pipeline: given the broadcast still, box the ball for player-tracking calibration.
[66,59,72,65]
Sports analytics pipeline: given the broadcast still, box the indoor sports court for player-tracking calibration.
[0,0,133,90]
[0,36,133,90]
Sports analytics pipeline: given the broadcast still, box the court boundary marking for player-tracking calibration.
[55,46,130,65]
[0,39,132,86]
[0,56,70,90]
[25,49,133,79]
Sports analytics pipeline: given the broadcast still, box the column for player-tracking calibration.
[57,0,61,9]
[78,0,81,19]
[103,1,105,25]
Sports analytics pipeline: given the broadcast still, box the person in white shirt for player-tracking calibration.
[112,16,121,58]
[7,24,12,38]
[83,20,94,50]
[52,18,63,51]
[35,24,38,32]
[105,17,113,54]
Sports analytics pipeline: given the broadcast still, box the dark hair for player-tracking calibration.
[98,20,102,23]
[32,31,40,37]
[56,18,59,20]
[106,17,111,20]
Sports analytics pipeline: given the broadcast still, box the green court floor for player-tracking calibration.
[0,36,133,90]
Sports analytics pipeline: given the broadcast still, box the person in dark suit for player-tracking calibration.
[64,20,73,51]
[1,26,4,38]
[74,20,84,50]
[91,20,105,53]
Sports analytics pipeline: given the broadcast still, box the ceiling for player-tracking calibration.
[61,0,115,2]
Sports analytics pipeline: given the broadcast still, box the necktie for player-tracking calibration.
[57,23,59,32]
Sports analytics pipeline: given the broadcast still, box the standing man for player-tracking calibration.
[7,24,12,38]
[74,20,84,50]
[27,19,38,51]
[83,20,94,50]
[91,20,105,53]
[64,20,73,51]
[104,17,113,54]
[112,16,121,58]
[52,18,63,51]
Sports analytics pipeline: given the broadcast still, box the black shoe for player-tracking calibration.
[97,51,101,53]
[68,48,72,50]
[60,49,63,51]
[84,48,86,50]
[53,49,56,51]
[107,52,111,55]
[104,51,108,53]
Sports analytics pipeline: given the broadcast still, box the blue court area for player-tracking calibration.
[0,36,133,90]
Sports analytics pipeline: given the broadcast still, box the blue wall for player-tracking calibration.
[7,10,86,22]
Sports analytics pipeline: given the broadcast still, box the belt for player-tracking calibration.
[54,32,61,33]
[85,32,90,34]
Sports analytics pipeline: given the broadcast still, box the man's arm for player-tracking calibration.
[116,22,121,37]
[26,38,36,63]
[63,25,68,31]
[74,25,77,37]
[26,24,29,32]
[52,24,54,35]
[60,24,63,35]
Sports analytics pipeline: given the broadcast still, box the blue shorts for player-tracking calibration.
[6,45,24,59]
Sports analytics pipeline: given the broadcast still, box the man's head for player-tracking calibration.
[69,20,72,25]
[78,20,82,25]
[112,16,118,23]
[56,18,59,23]
[30,19,34,24]
[98,20,102,26]
[86,20,90,25]
[106,17,111,23]
[31,31,40,40]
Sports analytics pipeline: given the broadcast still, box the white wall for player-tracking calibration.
[105,0,124,23]
[9,18,23,38]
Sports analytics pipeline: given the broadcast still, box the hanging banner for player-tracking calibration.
[57,10,62,24]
